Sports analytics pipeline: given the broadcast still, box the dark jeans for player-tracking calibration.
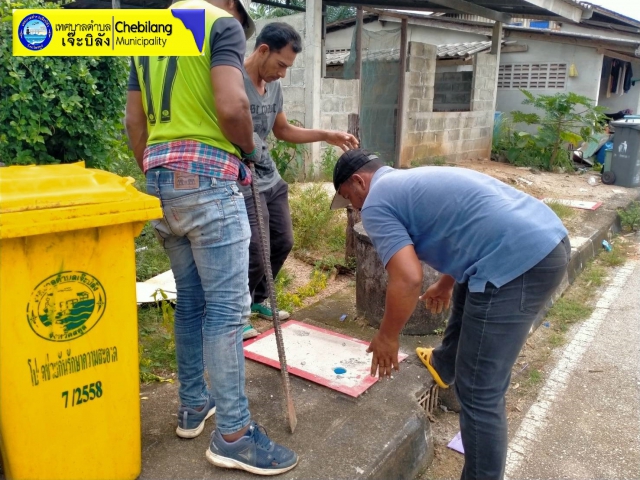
[432,236,570,480]
[244,179,294,305]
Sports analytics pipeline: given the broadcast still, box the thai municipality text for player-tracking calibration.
[57,20,173,48]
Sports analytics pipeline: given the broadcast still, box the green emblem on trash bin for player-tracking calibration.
[26,271,107,342]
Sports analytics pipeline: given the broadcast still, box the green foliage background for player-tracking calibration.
[1,0,130,168]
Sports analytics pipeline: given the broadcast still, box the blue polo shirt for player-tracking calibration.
[361,166,568,293]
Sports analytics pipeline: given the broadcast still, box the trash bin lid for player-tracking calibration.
[0,162,162,239]
[611,116,640,129]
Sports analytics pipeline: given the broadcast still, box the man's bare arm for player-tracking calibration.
[211,65,255,154]
[125,91,148,171]
[367,245,423,377]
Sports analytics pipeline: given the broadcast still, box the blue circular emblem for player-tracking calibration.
[19,14,53,51]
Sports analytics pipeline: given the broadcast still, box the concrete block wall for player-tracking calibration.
[249,13,307,126]
[320,79,360,134]
[318,78,360,169]
[471,52,499,113]
[433,71,473,111]
[399,42,497,167]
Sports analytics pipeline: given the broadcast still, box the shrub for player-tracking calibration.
[508,90,606,171]
[288,183,345,253]
[267,120,307,182]
[1,0,130,168]
[619,201,640,232]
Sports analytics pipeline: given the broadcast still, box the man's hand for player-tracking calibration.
[325,131,359,152]
[242,132,263,164]
[366,332,399,378]
[419,276,455,314]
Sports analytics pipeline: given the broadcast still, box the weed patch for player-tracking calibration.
[320,146,339,181]
[619,201,640,232]
[138,303,176,382]
[277,269,329,312]
[546,201,575,222]
[289,184,346,257]
[600,243,626,267]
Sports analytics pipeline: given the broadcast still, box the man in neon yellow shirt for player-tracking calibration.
[125,0,297,475]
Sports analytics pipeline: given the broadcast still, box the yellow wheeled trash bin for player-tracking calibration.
[0,162,162,480]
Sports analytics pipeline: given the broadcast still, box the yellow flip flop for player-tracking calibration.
[416,347,449,389]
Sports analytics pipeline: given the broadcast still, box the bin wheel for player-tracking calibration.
[602,171,616,185]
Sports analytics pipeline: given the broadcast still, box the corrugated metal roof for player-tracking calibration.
[437,41,501,58]
[326,40,508,65]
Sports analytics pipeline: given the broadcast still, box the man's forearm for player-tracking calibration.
[219,109,255,154]
[378,276,422,339]
[275,125,327,145]
[126,123,148,172]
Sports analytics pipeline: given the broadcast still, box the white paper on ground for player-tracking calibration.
[447,431,464,454]
[542,198,602,210]
[136,269,177,304]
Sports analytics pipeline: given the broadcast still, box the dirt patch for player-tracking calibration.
[450,158,639,238]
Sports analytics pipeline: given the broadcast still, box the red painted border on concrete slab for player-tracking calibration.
[244,320,408,397]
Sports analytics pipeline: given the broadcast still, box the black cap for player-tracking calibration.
[330,149,379,210]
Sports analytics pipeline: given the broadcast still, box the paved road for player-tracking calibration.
[506,236,640,480]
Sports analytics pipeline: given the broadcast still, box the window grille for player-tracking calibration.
[498,63,567,89]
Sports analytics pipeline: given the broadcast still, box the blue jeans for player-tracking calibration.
[146,168,251,435]
[432,237,570,480]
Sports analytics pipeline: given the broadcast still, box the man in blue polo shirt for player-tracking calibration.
[331,149,570,480]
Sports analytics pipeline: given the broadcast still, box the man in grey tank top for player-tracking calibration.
[241,22,358,339]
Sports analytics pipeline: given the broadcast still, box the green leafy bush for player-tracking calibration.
[507,90,606,171]
[1,0,130,168]
[267,120,307,182]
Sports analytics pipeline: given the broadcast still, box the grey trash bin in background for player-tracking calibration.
[610,116,640,188]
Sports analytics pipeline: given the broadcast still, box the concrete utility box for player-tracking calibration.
[353,222,448,335]
[610,117,640,188]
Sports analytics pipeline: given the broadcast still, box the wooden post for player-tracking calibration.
[355,7,363,80]
[491,21,503,55]
[321,2,327,78]
[394,18,408,169]
[345,113,362,264]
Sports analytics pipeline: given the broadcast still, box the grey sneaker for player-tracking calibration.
[176,394,216,439]
[206,422,298,475]
[251,300,290,320]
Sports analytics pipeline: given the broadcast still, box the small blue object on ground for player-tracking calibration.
[602,240,613,252]
[339,314,347,322]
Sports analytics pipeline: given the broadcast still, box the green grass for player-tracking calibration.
[583,264,606,287]
[547,298,593,331]
[527,369,543,386]
[546,201,575,221]
[619,201,640,232]
[548,332,565,347]
[600,243,626,267]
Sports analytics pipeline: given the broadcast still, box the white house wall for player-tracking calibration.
[496,38,603,127]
